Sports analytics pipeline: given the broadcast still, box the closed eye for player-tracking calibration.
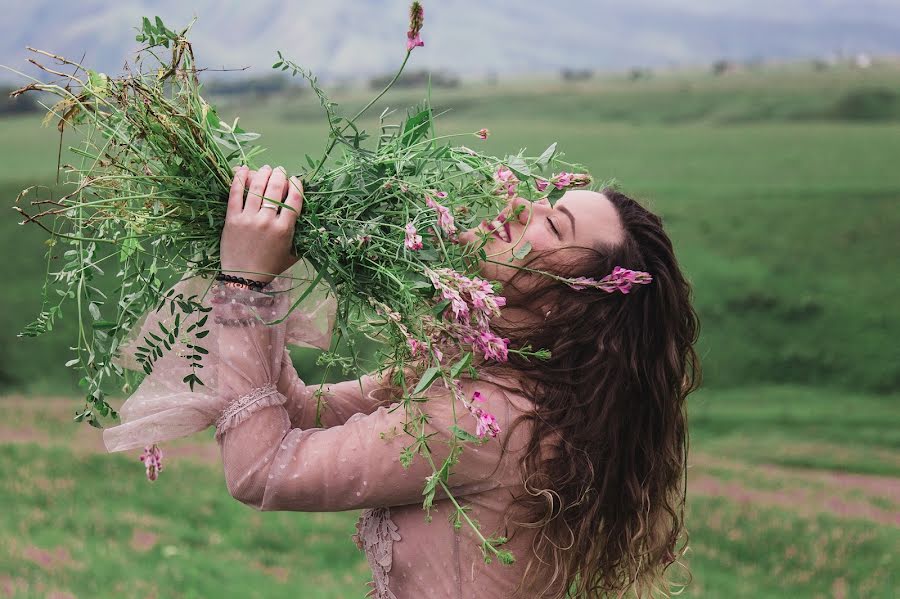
[547,216,560,238]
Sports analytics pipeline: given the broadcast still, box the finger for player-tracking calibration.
[227,166,250,218]
[261,166,288,216]
[246,164,272,212]
[281,176,304,224]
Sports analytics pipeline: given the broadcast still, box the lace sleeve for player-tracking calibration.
[216,376,518,511]
[102,259,335,453]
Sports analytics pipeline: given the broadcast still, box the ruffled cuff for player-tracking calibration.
[102,259,336,453]
[213,383,287,441]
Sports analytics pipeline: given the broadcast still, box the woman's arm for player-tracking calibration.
[277,351,414,429]
[212,166,515,511]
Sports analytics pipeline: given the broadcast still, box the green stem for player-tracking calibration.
[308,51,413,181]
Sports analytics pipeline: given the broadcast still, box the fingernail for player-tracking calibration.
[262,164,271,170]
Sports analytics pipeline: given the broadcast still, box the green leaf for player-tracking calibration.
[546,186,565,207]
[413,367,440,394]
[512,242,532,260]
[450,352,472,378]
[455,160,475,174]
[506,155,531,178]
[535,142,557,168]
[400,107,432,149]
[450,425,481,443]
[432,299,450,317]
[91,320,117,330]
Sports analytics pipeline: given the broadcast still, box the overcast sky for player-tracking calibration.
[2,0,899,83]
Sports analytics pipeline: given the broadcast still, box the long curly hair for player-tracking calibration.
[481,189,701,597]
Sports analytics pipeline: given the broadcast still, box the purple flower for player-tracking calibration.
[494,166,520,199]
[474,330,510,362]
[474,407,501,438]
[535,177,550,192]
[140,444,163,482]
[406,2,425,51]
[408,337,427,357]
[425,195,458,240]
[476,128,489,140]
[552,172,573,189]
[564,267,652,293]
[404,222,423,250]
[406,32,424,51]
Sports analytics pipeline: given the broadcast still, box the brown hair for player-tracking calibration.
[482,188,701,597]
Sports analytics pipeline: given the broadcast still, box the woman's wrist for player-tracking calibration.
[215,271,272,291]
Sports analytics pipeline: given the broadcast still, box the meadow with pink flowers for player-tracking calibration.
[2,63,898,597]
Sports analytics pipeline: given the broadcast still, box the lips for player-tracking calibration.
[480,216,512,243]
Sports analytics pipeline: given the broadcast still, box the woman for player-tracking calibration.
[105,163,700,598]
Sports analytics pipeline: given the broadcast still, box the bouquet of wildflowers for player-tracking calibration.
[5,4,625,565]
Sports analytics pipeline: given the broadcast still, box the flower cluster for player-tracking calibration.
[140,443,163,481]
[406,2,425,51]
[565,266,653,294]
[476,128,489,140]
[535,171,592,192]
[426,268,510,362]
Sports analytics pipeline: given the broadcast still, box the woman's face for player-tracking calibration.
[460,190,625,286]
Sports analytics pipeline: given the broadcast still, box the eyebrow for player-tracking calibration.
[557,205,576,237]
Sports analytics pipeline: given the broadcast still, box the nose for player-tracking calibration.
[513,197,551,225]
[509,197,531,225]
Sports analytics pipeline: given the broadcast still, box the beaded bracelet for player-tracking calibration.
[215,272,271,291]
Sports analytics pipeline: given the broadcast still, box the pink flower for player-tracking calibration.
[570,173,592,187]
[425,195,458,239]
[404,222,423,250]
[548,171,591,190]
[139,444,163,481]
[473,391,484,402]
[564,267,652,293]
[493,166,519,199]
[474,407,501,438]
[475,330,510,362]
[406,2,425,51]
[552,172,573,189]
[476,128,489,140]
[408,338,427,357]
[535,177,550,192]
[406,32,424,51]
[427,268,507,327]
[604,266,652,294]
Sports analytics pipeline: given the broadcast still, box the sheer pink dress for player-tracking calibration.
[102,260,558,598]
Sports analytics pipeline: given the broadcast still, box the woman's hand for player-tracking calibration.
[220,165,304,284]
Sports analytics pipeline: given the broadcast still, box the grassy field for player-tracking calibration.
[2,64,898,597]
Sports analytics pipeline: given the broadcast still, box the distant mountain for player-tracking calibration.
[3,0,900,84]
